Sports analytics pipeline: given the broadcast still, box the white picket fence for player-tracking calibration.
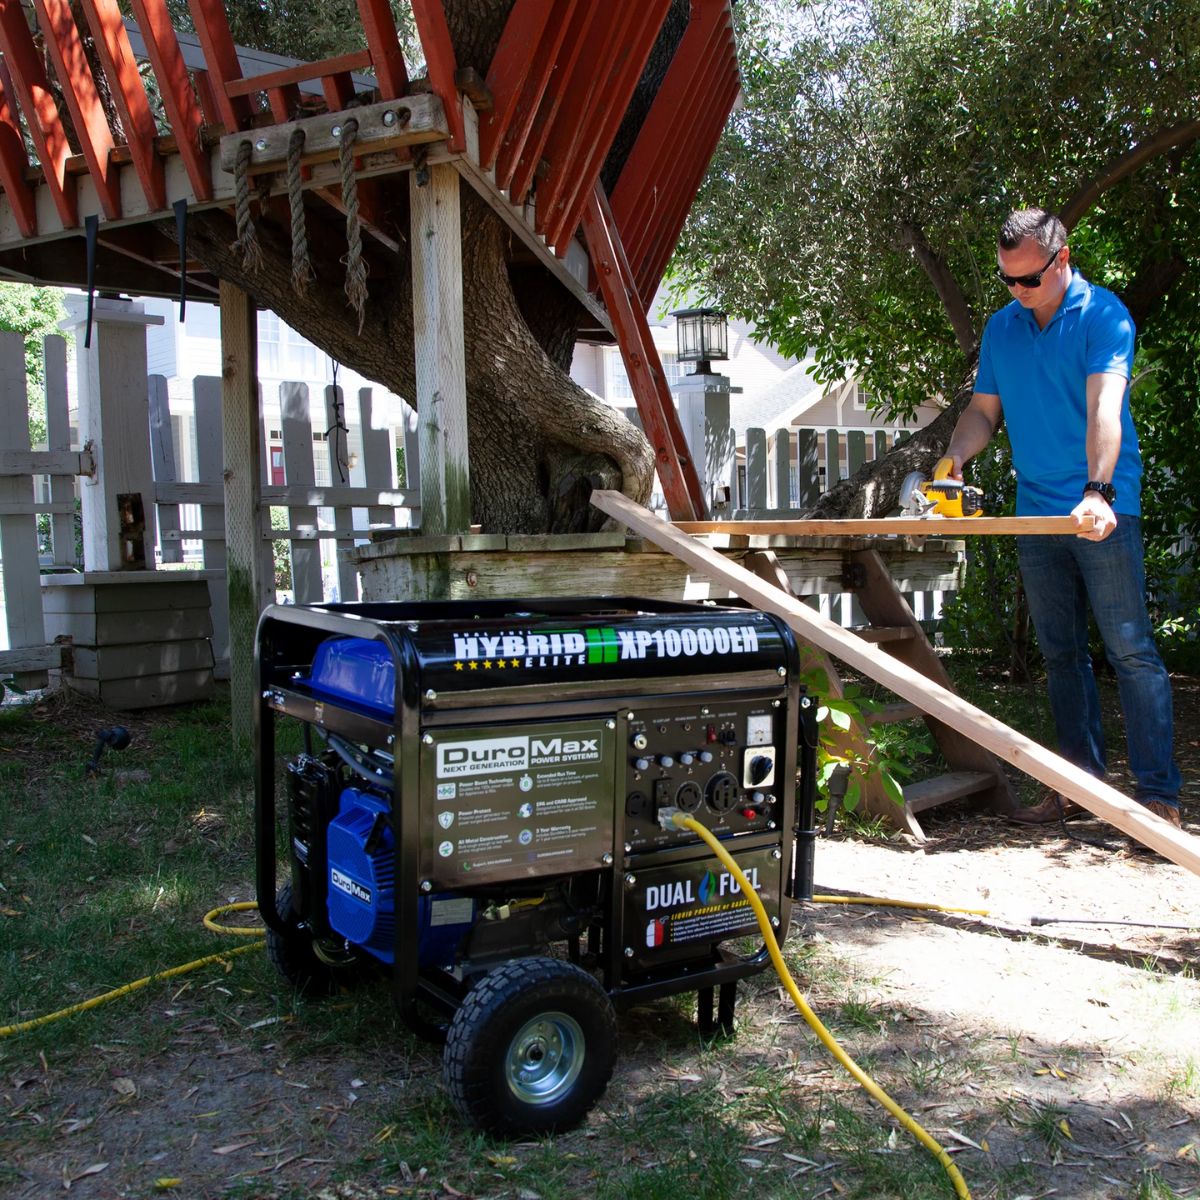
[0,332,419,682]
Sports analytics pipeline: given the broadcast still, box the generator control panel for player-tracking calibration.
[622,699,785,852]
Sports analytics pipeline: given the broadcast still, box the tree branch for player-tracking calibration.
[1059,119,1200,230]
[899,221,978,356]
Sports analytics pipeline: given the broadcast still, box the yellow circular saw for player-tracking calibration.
[898,457,985,518]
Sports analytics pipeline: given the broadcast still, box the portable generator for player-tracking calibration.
[255,597,817,1136]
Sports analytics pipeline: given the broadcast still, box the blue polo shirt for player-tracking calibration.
[975,271,1142,516]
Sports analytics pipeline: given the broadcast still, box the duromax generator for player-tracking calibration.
[255,597,817,1136]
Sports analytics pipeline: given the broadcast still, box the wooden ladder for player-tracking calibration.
[747,546,1018,841]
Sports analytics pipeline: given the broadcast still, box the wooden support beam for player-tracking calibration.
[79,0,167,211]
[478,0,556,170]
[185,0,254,131]
[547,0,671,254]
[410,0,465,151]
[583,186,704,521]
[355,0,409,100]
[0,1,78,226]
[611,0,728,281]
[224,50,374,99]
[34,0,122,218]
[410,162,470,534]
[591,489,1200,875]
[0,68,37,237]
[496,0,585,196]
[672,516,1094,537]
[218,94,448,174]
[218,282,273,742]
[535,7,635,235]
[128,0,211,200]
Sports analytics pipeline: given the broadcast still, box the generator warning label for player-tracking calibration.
[420,719,615,887]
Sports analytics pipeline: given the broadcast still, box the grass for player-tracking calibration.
[3,687,1199,1200]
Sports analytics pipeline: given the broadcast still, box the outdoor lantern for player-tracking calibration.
[672,307,729,374]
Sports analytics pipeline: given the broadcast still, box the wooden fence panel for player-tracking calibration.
[359,386,397,532]
[279,382,323,604]
[769,428,791,508]
[744,427,767,508]
[193,376,230,674]
[149,375,183,563]
[0,331,48,684]
[44,335,76,566]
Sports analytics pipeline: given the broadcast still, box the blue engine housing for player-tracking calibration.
[326,788,473,968]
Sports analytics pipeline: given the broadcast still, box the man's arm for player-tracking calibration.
[944,392,1002,478]
[1071,370,1126,542]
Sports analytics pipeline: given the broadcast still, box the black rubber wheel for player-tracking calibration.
[265,883,372,996]
[443,957,617,1137]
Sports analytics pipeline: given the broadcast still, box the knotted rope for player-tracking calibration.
[230,139,263,275]
[337,119,369,333]
[286,127,314,295]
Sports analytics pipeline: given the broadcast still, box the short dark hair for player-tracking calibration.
[999,208,1067,254]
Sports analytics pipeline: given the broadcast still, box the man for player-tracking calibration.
[944,207,1182,828]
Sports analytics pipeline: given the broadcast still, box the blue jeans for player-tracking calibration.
[1017,516,1181,806]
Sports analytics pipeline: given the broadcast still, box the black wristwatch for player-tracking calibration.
[1083,480,1116,505]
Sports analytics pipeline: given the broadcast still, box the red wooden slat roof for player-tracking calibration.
[0,0,738,323]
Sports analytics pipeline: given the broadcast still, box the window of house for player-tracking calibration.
[606,349,684,400]
[260,312,325,380]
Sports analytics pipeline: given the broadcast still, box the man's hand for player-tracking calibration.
[1072,491,1116,541]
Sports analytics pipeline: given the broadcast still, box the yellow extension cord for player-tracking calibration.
[670,813,973,1200]
[4,883,979,1196]
[0,903,264,1039]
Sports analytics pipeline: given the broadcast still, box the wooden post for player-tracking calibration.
[194,376,230,678]
[0,331,47,688]
[66,297,163,571]
[219,282,272,742]
[410,161,470,534]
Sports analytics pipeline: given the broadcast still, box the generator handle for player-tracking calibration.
[788,692,819,902]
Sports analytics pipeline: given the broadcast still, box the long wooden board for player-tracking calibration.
[591,491,1200,876]
[674,515,1094,537]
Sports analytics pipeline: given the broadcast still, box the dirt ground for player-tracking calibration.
[2,680,1198,1200]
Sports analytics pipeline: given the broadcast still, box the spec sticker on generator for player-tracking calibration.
[624,848,781,968]
[419,719,616,887]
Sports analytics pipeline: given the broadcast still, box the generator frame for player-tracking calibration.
[254,597,818,1126]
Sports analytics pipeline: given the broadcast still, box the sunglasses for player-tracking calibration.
[996,247,1062,289]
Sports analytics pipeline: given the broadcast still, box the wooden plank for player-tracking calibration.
[0,330,48,688]
[355,0,409,100]
[40,577,212,613]
[904,771,996,814]
[185,0,253,131]
[591,489,1200,874]
[218,94,449,173]
[44,606,213,646]
[148,375,183,563]
[673,516,1095,537]
[744,428,767,508]
[219,283,272,741]
[769,429,791,509]
[192,377,227,674]
[478,0,556,170]
[34,0,123,219]
[581,186,703,521]
[410,0,465,151]
[127,0,211,200]
[0,449,93,476]
[42,335,76,566]
[79,0,166,211]
[0,3,78,226]
[0,644,63,673]
[359,387,403,532]
[410,162,470,534]
[75,667,215,708]
[0,66,38,235]
[71,637,213,679]
[279,382,323,603]
[224,50,373,98]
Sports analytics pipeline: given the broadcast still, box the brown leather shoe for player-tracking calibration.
[1143,801,1182,829]
[1009,792,1088,824]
